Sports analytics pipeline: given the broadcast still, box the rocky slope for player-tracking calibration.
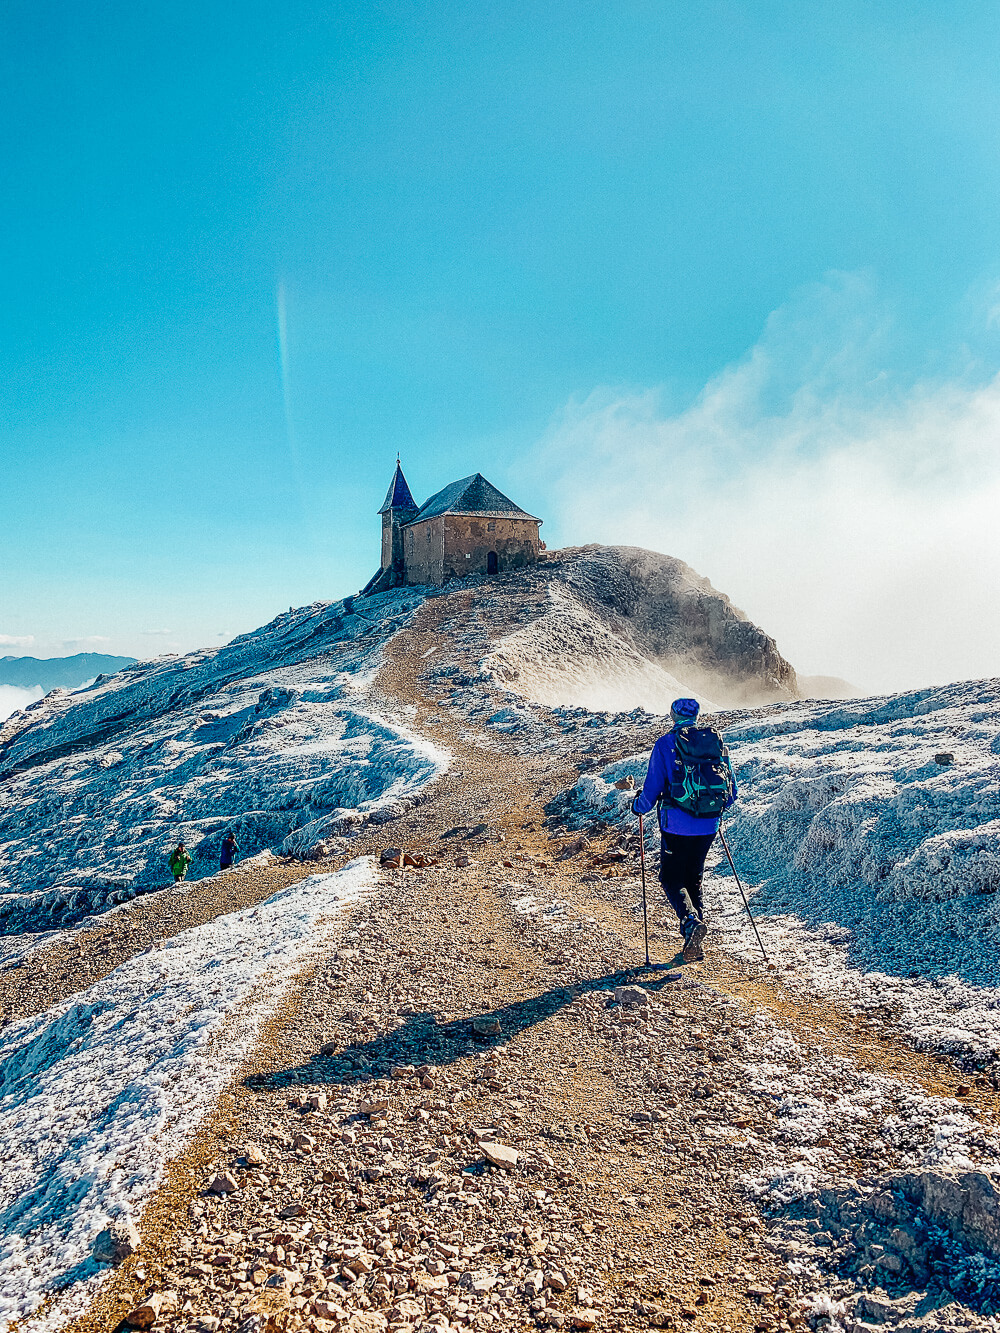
[487,547,797,712]
[0,590,443,943]
[0,548,792,946]
[5,548,1000,1333]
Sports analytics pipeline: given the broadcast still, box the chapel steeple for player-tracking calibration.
[378,460,419,576]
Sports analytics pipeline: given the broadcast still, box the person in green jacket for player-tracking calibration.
[168,841,192,882]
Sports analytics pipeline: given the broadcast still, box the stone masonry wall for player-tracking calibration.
[401,515,446,585]
[441,515,540,581]
[403,515,540,585]
[382,511,415,574]
[380,514,394,571]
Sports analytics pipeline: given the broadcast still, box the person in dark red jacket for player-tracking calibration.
[632,697,737,962]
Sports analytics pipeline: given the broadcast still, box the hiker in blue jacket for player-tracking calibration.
[632,697,737,962]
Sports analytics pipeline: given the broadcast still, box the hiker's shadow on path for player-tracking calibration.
[248,963,690,1093]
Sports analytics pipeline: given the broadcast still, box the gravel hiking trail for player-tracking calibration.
[22,582,1000,1333]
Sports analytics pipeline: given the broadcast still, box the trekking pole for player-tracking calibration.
[718,826,770,965]
[638,812,651,967]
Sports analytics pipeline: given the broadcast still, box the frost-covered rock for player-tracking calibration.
[564,677,1000,1056]
[0,592,446,942]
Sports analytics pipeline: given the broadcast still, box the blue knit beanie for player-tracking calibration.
[670,697,700,727]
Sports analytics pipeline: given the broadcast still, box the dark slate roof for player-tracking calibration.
[406,473,540,524]
[378,462,418,514]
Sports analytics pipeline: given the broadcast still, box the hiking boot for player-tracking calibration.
[681,914,707,963]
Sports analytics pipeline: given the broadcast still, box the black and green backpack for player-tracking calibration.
[663,726,734,818]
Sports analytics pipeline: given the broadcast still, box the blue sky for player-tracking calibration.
[4,1,1000,689]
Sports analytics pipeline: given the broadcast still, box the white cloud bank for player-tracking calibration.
[0,686,43,723]
[0,635,34,649]
[537,274,1000,694]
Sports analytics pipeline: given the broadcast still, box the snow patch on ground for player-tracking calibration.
[0,858,374,1332]
[563,678,1000,1061]
[0,591,446,943]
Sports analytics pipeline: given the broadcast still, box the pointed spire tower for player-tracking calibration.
[378,459,419,581]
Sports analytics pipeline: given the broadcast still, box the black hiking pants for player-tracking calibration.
[659,832,716,927]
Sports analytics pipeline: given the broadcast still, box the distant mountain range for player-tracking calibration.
[0,653,137,690]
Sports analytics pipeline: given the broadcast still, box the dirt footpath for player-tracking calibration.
[74,861,798,1333]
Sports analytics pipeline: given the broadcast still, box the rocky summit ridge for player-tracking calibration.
[483,545,797,710]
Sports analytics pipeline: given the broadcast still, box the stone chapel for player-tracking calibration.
[362,462,543,592]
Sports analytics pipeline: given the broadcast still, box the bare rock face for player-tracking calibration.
[561,546,798,706]
[900,1169,1000,1258]
[487,544,798,711]
[92,1216,140,1265]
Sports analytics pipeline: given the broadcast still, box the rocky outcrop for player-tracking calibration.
[560,545,798,705]
[485,545,798,711]
[761,1168,1000,1330]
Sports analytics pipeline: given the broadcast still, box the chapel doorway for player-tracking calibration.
[487,551,499,575]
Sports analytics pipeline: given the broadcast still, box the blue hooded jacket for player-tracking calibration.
[632,729,737,835]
